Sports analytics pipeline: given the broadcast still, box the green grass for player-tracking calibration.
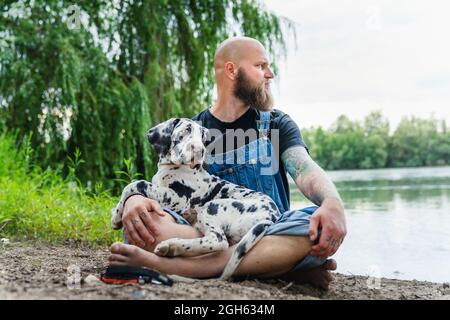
[0,131,122,245]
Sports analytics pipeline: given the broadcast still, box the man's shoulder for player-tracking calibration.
[269,108,296,128]
[270,108,287,118]
[269,108,308,153]
[191,109,208,122]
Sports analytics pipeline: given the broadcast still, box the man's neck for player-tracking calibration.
[210,95,249,123]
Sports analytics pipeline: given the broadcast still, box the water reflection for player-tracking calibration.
[289,166,450,283]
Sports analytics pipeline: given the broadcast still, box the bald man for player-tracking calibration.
[108,37,346,290]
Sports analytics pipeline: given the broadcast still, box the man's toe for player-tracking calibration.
[321,280,331,290]
[109,260,127,267]
[111,242,138,256]
[108,253,127,263]
[325,259,337,271]
[324,271,333,282]
[110,242,123,254]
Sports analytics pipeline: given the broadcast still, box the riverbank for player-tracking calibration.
[1,240,448,300]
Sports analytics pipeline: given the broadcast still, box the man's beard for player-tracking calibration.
[233,69,274,111]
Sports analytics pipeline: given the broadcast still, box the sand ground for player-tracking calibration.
[0,240,448,300]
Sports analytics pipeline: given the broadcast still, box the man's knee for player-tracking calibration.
[258,235,311,254]
[234,235,311,277]
[260,235,310,266]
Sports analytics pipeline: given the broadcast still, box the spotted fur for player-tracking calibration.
[111,118,280,280]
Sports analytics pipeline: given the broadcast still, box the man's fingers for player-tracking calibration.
[309,215,319,242]
[154,207,166,217]
[329,239,342,256]
[311,242,331,255]
[310,244,328,257]
[131,215,155,245]
[311,229,329,249]
[311,233,342,258]
[311,230,332,257]
[123,229,134,245]
[147,201,166,217]
[125,221,145,248]
[311,248,328,258]
[139,211,159,239]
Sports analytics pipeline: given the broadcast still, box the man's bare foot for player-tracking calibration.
[280,259,337,290]
[108,242,160,269]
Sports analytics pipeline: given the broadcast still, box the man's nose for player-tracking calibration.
[265,67,274,79]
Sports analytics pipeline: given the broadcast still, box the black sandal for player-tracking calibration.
[101,266,173,286]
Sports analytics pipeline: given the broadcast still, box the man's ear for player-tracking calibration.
[147,118,180,156]
[224,61,238,80]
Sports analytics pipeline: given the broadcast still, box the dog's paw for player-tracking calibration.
[154,241,170,256]
[154,240,183,257]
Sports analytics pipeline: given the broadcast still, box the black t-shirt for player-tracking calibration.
[192,107,308,203]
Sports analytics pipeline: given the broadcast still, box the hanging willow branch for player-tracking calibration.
[0,0,293,193]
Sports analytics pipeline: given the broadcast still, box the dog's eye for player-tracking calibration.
[181,128,192,136]
[173,130,187,142]
[172,137,182,145]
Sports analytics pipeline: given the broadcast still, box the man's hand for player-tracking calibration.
[309,198,346,259]
[122,195,166,248]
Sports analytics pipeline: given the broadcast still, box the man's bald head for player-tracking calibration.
[212,37,274,111]
[214,37,266,77]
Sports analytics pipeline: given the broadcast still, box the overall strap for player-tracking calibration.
[257,111,271,139]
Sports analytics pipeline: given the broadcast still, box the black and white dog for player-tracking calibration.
[111,118,280,279]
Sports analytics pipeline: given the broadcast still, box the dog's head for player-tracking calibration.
[147,118,209,165]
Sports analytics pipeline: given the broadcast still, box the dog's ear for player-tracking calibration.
[147,118,181,156]
[201,127,210,143]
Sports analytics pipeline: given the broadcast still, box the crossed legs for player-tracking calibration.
[109,211,336,289]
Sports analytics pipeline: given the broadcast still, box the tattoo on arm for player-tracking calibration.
[282,146,342,206]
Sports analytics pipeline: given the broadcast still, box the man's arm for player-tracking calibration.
[282,145,347,258]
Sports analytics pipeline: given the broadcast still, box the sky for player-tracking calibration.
[262,0,450,129]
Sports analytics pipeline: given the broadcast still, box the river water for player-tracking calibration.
[290,166,450,283]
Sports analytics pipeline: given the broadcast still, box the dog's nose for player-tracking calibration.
[194,146,203,153]
[190,144,203,154]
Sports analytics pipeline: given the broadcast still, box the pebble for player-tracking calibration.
[131,290,146,299]
[1,238,10,245]
[84,274,101,286]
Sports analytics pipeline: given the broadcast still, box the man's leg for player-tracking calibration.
[110,207,336,289]
[114,208,308,273]
[125,210,202,252]
[110,234,335,289]
[111,234,308,276]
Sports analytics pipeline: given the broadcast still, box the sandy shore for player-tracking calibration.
[0,240,448,300]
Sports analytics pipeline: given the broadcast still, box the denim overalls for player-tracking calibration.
[158,111,327,272]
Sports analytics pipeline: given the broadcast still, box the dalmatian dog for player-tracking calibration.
[111,118,280,280]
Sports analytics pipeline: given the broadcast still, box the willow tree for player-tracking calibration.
[0,0,291,193]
